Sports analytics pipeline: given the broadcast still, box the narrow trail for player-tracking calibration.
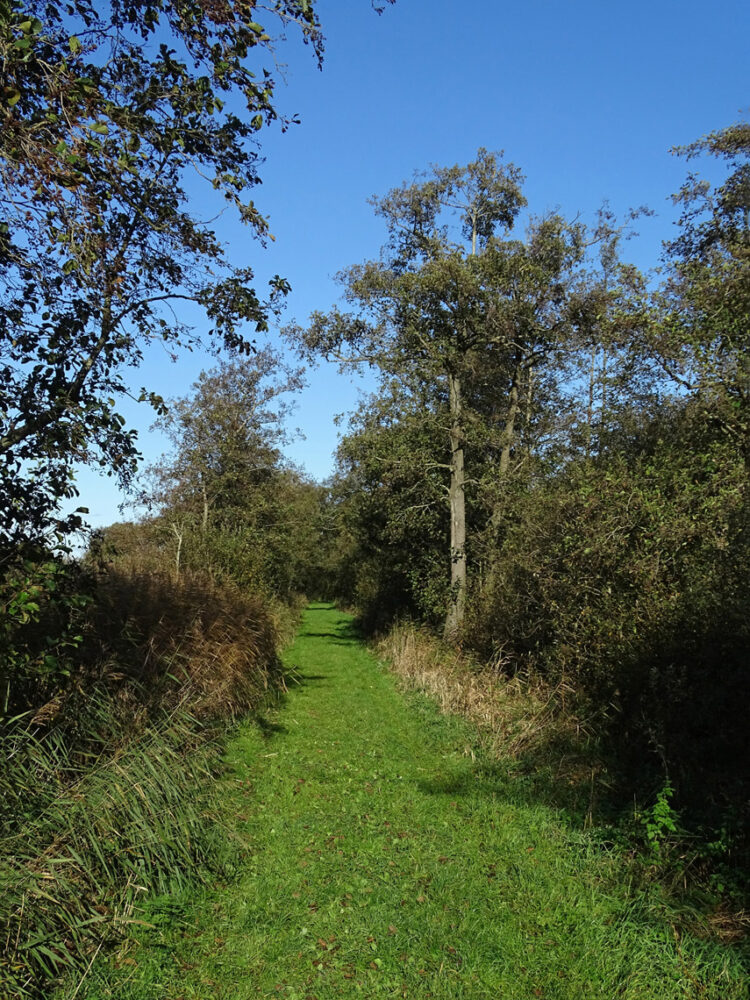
[94,604,744,999]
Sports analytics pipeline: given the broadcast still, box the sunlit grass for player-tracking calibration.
[74,604,747,999]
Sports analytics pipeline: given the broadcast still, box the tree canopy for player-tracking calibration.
[0,0,322,552]
[290,150,592,634]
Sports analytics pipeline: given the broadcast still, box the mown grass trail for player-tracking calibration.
[81,604,746,999]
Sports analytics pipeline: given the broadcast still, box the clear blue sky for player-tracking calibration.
[73,0,749,528]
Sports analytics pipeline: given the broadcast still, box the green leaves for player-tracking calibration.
[0,0,323,551]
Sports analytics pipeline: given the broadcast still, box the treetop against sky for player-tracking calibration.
[66,0,749,529]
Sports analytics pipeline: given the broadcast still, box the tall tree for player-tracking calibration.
[142,348,311,591]
[290,150,585,636]
[652,121,750,460]
[0,0,322,553]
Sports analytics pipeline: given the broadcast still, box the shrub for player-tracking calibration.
[0,561,284,997]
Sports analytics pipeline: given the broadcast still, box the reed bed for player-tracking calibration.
[0,567,284,998]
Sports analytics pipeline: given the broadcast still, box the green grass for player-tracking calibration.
[72,604,747,999]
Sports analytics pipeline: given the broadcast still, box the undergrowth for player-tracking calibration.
[377,621,750,940]
[0,565,289,999]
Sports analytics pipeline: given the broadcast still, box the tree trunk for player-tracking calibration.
[585,344,597,459]
[599,345,609,445]
[524,365,535,461]
[491,358,522,531]
[444,372,467,640]
[170,521,184,579]
[201,479,209,532]
[499,367,520,478]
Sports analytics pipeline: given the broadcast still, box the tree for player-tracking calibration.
[0,0,323,554]
[652,121,750,461]
[330,381,450,628]
[141,348,315,593]
[150,349,303,531]
[290,150,585,636]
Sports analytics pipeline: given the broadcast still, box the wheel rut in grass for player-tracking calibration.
[97,603,747,999]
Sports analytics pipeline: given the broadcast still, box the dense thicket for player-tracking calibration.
[315,125,749,867]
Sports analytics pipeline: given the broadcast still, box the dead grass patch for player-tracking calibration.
[377,622,584,763]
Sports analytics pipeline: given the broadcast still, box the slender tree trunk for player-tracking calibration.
[586,344,597,459]
[491,358,522,532]
[499,368,520,478]
[599,346,609,446]
[170,521,183,579]
[444,371,467,640]
[524,365,535,461]
[201,479,209,532]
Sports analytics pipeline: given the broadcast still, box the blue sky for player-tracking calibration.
[73,0,749,528]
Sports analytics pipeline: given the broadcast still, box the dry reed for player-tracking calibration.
[377,622,587,763]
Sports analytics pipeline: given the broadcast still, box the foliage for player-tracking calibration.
[1,708,229,998]
[653,122,750,458]
[291,150,591,635]
[326,123,749,871]
[329,384,449,628]
[0,557,90,717]
[0,561,283,997]
[638,781,681,855]
[120,348,323,597]
[0,0,322,549]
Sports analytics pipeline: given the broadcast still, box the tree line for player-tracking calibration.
[299,131,749,861]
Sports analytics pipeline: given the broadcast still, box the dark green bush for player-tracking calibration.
[466,406,749,846]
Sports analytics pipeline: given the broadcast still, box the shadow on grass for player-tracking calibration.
[414,721,651,835]
[300,619,362,645]
[253,714,288,738]
[414,733,749,969]
[301,631,359,644]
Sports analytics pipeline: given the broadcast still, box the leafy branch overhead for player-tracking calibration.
[0,0,322,549]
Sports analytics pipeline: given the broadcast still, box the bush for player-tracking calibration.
[0,560,284,997]
[467,408,749,855]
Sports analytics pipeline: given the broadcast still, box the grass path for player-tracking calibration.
[82,604,746,999]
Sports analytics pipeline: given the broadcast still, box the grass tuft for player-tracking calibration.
[0,566,286,998]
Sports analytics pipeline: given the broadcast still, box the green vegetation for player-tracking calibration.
[70,606,747,999]
[1,5,328,988]
[312,128,750,873]
[0,567,286,998]
[0,0,747,992]
[0,0,323,549]
[125,346,325,600]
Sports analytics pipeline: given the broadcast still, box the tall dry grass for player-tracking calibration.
[85,567,283,720]
[377,623,610,823]
[377,622,584,761]
[1,565,286,999]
